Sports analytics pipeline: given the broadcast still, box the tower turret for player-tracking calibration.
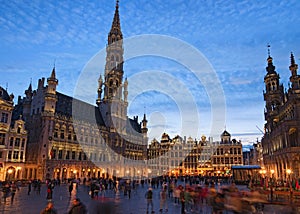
[263,46,284,133]
[141,113,148,137]
[44,66,58,113]
[98,0,128,133]
[23,83,33,118]
[103,0,124,101]
[289,52,300,90]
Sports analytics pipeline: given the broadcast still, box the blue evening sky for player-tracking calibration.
[1,0,300,146]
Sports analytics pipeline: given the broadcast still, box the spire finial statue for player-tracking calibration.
[267,43,271,57]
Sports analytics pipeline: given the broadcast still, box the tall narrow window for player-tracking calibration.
[1,113,8,123]
[54,128,58,138]
[58,150,62,159]
[13,151,19,159]
[15,138,20,147]
[21,139,25,147]
[8,151,12,159]
[60,129,65,139]
[9,137,13,146]
[66,151,70,159]
[0,133,5,145]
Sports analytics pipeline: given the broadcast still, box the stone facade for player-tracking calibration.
[14,1,148,181]
[0,87,27,181]
[262,50,300,180]
[147,130,243,177]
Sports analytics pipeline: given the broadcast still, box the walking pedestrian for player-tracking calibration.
[69,183,73,197]
[126,182,132,199]
[159,186,168,213]
[10,181,19,204]
[46,182,54,200]
[40,202,57,214]
[145,187,154,213]
[179,186,185,214]
[28,180,32,195]
[68,198,87,214]
[2,182,11,203]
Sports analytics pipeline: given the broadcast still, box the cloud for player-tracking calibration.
[1,0,300,146]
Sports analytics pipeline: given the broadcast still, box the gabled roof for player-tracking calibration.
[221,130,231,137]
[0,86,10,101]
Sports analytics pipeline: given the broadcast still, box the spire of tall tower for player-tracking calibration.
[108,0,123,45]
[291,52,295,66]
[289,52,298,77]
[267,43,271,58]
[266,44,276,74]
[50,66,56,79]
[102,0,124,101]
[289,52,299,89]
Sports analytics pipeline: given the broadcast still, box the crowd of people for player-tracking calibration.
[0,181,20,204]
[79,175,269,214]
[141,176,268,214]
[0,175,274,213]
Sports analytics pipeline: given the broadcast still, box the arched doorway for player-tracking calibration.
[62,168,67,182]
[6,167,16,181]
[54,168,61,179]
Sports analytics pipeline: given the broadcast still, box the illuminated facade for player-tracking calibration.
[15,1,148,181]
[211,131,243,176]
[147,130,243,177]
[0,87,27,181]
[262,50,300,180]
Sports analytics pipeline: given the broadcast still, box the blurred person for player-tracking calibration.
[27,180,32,195]
[69,183,73,197]
[68,198,87,214]
[2,182,11,203]
[10,181,19,204]
[159,186,168,213]
[145,187,154,213]
[40,202,57,214]
[179,186,185,214]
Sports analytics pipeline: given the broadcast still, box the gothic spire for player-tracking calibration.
[51,66,56,79]
[266,44,276,74]
[291,52,295,66]
[289,52,298,77]
[108,0,123,44]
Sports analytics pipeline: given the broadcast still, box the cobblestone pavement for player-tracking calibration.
[0,183,297,214]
